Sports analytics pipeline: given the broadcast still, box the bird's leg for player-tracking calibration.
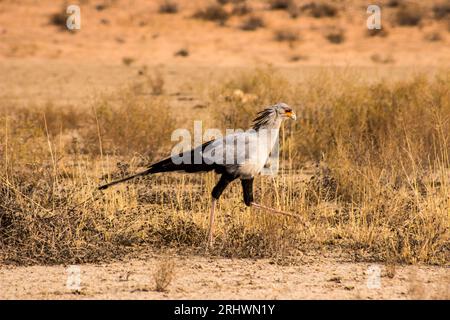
[206,174,235,250]
[241,178,254,207]
[207,198,217,249]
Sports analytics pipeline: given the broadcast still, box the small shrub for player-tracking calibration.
[274,29,299,42]
[387,0,401,8]
[268,0,293,10]
[232,3,252,16]
[122,57,135,66]
[174,48,189,57]
[217,0,246,4]
[289,54,308,62]
[395,3,423,26]
[302,2,338,18]
[95,3,108,11]
[193,4,230,25]
[288,4,300,18]
[325,29,345,44]
[158,1,178,14]
[424,31,443,42]
[148,70,165,95]
[366,27,389,37]
[153,259,175,292]
[49,11,67,30]
[240,16,265,31]
[433,3,450,20]
[370,53,395,64]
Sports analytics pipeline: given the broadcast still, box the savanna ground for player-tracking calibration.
[0,0,449,299]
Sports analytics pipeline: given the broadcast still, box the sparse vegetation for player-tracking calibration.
[122,56,135,66]
[325,29,345,44]
[289,54,308,62]
[274,29,299,42]
[158,0,178,14]
[395,3,423,26]
[175,48,189,57]
[49,11,67,30]
[370,53,395,64]
[240,16,265,31]
[302,2,338,18]
[232,2,252,16]
[148,70,165,95]
[268,0,293,10]
[95,3,108,11]
[387,0,401,8]
[424,31,443,42]
[193,4,229,25]
[217,0,246,4]
[366,27,389,37]
[153,258,175,292]
[287,4,300,18]
[433,2,450,20]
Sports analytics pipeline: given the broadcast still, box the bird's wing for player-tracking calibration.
[202,131,260,167]
[262,139,280,175]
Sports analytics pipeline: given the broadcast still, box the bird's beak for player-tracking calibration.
[286,111,297,120]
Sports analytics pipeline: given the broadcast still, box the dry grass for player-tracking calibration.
[0,69,449,267]
[370,53,395,64]
[153,258,175,292]
[147,70,165,95]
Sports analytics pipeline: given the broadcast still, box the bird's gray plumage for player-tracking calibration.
[200,102,294,179]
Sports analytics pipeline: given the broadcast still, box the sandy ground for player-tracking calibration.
[1,252,448,300]
[1,0,449,68]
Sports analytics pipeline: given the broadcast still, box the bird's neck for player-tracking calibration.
[252,117,282,152]
[253,116,283,132]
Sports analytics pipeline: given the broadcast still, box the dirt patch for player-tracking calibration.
[0,253,448,299]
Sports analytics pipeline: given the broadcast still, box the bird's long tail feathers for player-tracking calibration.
[98,168,153,190]
[97,155,204,190]
[98,141,219,190]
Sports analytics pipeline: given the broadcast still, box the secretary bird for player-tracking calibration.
[98,103,296,247]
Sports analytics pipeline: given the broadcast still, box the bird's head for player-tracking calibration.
[252,103,296,130]
[273,103,296,120]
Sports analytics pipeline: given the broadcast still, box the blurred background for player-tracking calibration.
[0,0,449,104]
